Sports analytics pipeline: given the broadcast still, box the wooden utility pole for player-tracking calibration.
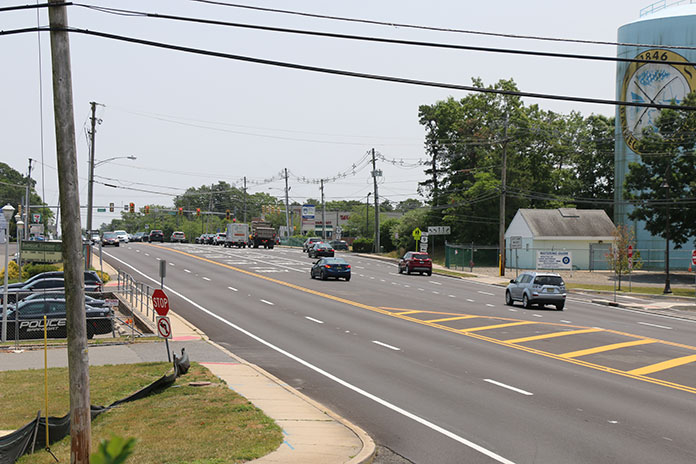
[284,168,291,238]
[371,149,380,253]
[25,159,34,240]
[320,179,326,239]
[499,116,509,277]
[48,1,91,462]
[243,176,247,223]
[86,101,97,237]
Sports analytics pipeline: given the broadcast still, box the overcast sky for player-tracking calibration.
[3,0,652,229]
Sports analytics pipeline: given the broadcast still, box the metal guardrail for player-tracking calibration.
[117,269,157,324]
[640,0,696,17]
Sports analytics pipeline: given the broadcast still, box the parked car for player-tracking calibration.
[329,240,349,251]
[148,230,164,242]
[101,232,119,247]
[195,234,206,244]
[7,270,103,291]
[5,299,113,339]
[2,277,101,304]
[309,243,334,258]
[303,237,323,252]
[22,291,110,308]
[505,272,566,310]
[132,231,148,242]
[170,231,186,243]
[310,257,351,281]
[212,233,226,245]
[114,230,129,243]
[398,252,432,276]
[90,231,101,244]
[203,234,215,245]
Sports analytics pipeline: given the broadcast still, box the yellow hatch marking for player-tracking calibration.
[627,354,696,376]
[560,339,657,359]
[460,321,536,333]
[426,315,480,323]
[506,328,603,344]
[146,245,696,395]
[395,310,424,316]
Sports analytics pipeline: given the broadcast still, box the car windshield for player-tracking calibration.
[323,258,348,264]
[413,253,429,260]
[534,276,564,286]
[104,232,117,238]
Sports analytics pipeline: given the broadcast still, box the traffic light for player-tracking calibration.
[262,205,267,214]
[232,218,236,223]
[178,207,183,215]
[226,209,231,220]
[196,208,201,217]
[129,202,135,213]
[144,205,150,214]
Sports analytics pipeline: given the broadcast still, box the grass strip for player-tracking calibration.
[1,361,282,463]
[567,283,695,297]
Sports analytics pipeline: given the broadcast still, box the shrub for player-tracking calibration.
[351,238,374,253]
[22,263,61,280]
[95,270,111,283]
[0,261,20,280]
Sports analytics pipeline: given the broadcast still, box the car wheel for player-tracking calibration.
[406,267,411,275]
[505,291,513,306]
[398,266,402,274]
[115,243,119,247]
[87,328,94,339]
[522,294,532,309]
[310,272,315,279]
[345,275,351,281]
[427,271,432,276]
[321,270,327,281]
[556,303,565,311]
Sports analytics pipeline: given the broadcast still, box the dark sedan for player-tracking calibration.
[2,277,103,304]
[310,257,351,281]
[5,298,113,339]
[148,230,164,242]
[308,243,334,258]
[101,232,119,247]
[22,291,110,308]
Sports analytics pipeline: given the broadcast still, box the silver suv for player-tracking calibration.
[505,272,566,311]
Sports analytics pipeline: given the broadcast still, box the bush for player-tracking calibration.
[0,261,20,280]
[95,270,111,283]
[352,238,374,253]
[22,263,61,280]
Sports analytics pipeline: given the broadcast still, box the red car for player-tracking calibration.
[398,252,432,276]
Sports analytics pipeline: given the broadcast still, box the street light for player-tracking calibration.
[2,203,16,343]
[87,155,136,237]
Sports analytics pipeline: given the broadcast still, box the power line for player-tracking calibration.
[5,26,696,112]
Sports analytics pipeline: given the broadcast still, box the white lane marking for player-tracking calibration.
[202,277,211,281]
[560,320,572,323]
[448,295,456,298]
[392,282,399,285]
[380,279,386,282]
[638,322,673,330]
[430,281,441,285]
[486,304,495,307]
[228,286,238,292]
[484,379,533,396]
[533,314,543,318]
[103,250,521,464]
[169,262,175,266]
[261,299,274,305]
[370,276,375,280]
[372,340,401,351]
[418,288,424,291]
[466,299,475,302]
[404,284,410,288]
[136,249,140,253]
[305,316,324,324]
[432,291,440,294]
[389,272,399,276]
[128,247,132,250]
[509,308,518,312]
[184,269,191,273]
[359,274,364,277]
[355,266,365,269]
[478,291,494,296]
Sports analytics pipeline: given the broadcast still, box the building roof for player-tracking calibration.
[518,208,616,239]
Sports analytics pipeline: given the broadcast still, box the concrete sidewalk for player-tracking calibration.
[0,254,375,463]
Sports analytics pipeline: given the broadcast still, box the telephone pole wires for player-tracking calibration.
[48,1,91,461]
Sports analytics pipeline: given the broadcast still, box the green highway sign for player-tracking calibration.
[97,208,106,212]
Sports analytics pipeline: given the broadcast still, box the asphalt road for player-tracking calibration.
[102,243,696,464]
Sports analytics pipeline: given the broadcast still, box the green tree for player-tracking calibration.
[625,92,696,248]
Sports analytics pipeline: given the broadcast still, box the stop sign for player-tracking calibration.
[692,249,696,266]
[627,245,633,258]
[152,289,170,316]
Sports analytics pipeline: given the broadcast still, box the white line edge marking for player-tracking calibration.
[638,321,673,330]
[372,340,401,351]
[478,291,495,296]
[305,316,324,324]
[483,379,533,396]
[227,286,238,292]
[202,277,211,281]
[261,299,274,305]
[103,250,516,464]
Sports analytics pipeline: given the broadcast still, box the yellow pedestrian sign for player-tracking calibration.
[412,228,422,241]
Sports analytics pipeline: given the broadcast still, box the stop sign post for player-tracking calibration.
[628,245,633,270]
[152,289,169,316]
[152,288,171,361]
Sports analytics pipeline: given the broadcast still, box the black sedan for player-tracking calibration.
[5,298,113,339]
[2,277,102,304]
[310,257,351,281]
[308,243,334,258]
[22,291,110,308]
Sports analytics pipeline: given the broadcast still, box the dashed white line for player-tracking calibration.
[392,282,399,285]
[638,322,673,330]
[305,316,324,324]
[466,299,475,302]
[509,308,518,312]
[430,281,442,285]
[478,291,495,296]
[486,304,495,307]
[372,340,401,351]
[404,284,410,288]
[448,295,456,298]
[484,379,533,396]
[184,269,191,273]
[560,320,571,323]
[380,279,386,282]
[389,272,399,276]
[432,291,440,294]
[228,286,238,292]
[418,288,424,292]
[202,277,211,281]
[135,249,140,253]
[260,299,274,306]
[169,262,175,266]
[533,314,543,318]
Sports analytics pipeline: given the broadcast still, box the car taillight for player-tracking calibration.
[329,249,334,252]
[346,265,351,269]
[324,265,331,269]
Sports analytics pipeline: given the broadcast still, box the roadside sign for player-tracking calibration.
[427,226,451,235]
[420,232,428,243]
[97,208,106,212]
[692,249,696,266]
[156,316,172,339]
[510,236,522,250]
[412,228,422,241]
[32,213,41,223]
[152,289,170,316]
[536,251,572,270]
[104,299,119,307]
[628,245,633,258]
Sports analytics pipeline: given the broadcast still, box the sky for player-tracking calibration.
[2,0,655,231]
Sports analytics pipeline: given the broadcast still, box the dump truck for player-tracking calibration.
[249,220,276,249]
[224,222,249,248]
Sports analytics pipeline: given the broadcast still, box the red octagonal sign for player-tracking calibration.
[152,289,170,316]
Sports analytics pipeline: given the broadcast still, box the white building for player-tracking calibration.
[505,208,616,270]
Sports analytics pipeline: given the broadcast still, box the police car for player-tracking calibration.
[4,299,113,340]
